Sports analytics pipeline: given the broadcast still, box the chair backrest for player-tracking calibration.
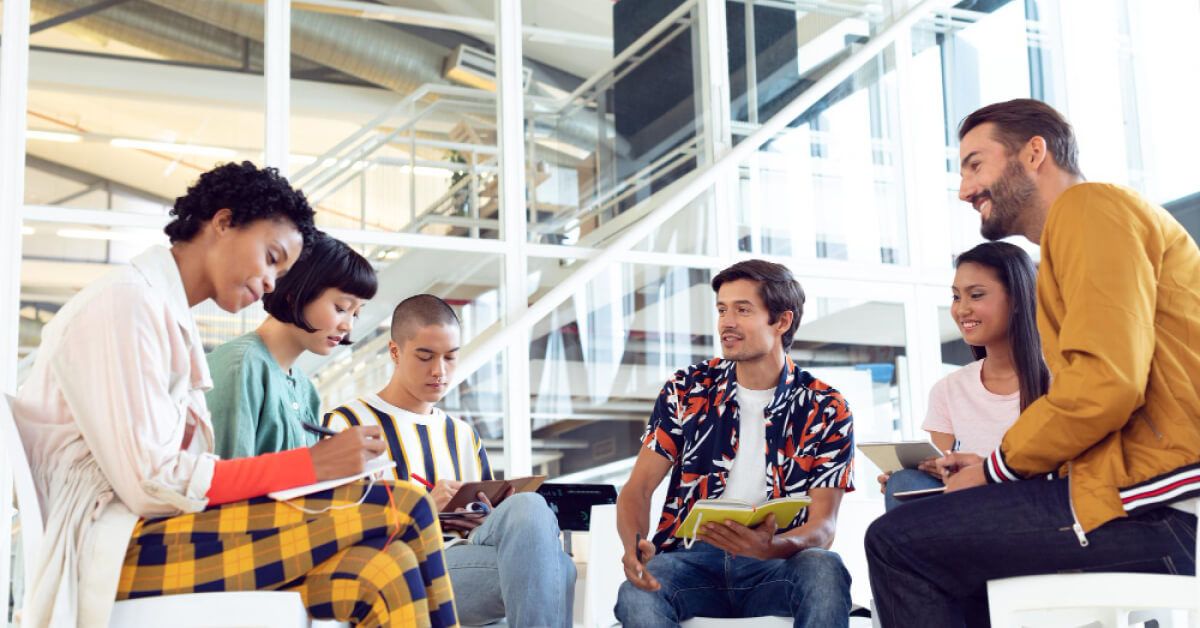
[585,504,621,628]
[581,483,698,628]
[1,394,45,622]
[828,495,884,610]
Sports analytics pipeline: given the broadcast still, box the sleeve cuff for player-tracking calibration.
[207,447,318,505]
[984,447,1022,483]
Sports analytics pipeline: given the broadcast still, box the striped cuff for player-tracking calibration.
[984,447,1022,484]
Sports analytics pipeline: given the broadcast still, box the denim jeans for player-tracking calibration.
[446,492,577,627]
[866,477,1197,627]
[883,468,944,512]
[614,541,852,628]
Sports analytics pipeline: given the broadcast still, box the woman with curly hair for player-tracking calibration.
[207,233,377,459]
[13,162,457,627]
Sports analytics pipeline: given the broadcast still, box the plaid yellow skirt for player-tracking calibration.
[117,480,457,628]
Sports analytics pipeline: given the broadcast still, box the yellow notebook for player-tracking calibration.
[674,495,812,539]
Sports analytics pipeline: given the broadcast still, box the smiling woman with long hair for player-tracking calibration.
[879,241,1049,509]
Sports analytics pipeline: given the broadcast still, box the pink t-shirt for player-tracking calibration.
[922,359,1021,456]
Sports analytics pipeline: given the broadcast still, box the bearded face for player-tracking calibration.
[966,157,1039,241]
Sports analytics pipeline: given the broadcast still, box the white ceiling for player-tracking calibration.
[388,0,616,78]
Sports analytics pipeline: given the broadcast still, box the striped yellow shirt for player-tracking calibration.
[323,393,492,486]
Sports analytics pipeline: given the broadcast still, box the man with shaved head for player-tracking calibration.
[324,294,576,627]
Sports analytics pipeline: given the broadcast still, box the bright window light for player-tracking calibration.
[56,228,164,243]
[110,138,238,158]
[27,130,82,143]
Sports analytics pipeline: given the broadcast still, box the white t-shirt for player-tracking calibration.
[922,359,1020,455]
[723,386,776,505]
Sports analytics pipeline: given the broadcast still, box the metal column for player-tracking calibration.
[695,0,736,265]
[496,0,532,477]
[264,0,290,173]
[0,0,32,613]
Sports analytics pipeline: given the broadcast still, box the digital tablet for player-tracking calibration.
[858,441,943,473]
[893,486,946,501]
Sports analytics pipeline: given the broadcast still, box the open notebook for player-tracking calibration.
[674,495,812,540]
[442,475,546,511]
[268,457,396,501]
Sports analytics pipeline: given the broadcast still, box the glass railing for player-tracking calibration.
[524,0,708,253]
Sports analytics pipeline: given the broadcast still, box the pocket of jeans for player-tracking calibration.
[1164,512,1198,566]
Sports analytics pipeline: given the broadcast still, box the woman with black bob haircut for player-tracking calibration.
[14,161,456,627]
[207,233,378,459]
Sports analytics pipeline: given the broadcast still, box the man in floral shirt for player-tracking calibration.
[615,259,855,627]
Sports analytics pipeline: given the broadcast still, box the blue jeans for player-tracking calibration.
[446,492,577,627]
[866,477,1197,627]
[614,541,852,627]
[883,468,944,512]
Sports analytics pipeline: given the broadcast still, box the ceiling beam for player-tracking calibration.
[29,0,133,34]
[26,154,171,204]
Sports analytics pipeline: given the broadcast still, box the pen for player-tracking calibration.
[410,473,435,490]
[635,532,645,562]
[942,440,962,477]
[302,422,338,438]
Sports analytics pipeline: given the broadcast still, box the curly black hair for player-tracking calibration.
[163,161,316,245]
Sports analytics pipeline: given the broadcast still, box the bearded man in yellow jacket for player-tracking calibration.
[866,98,1200,627]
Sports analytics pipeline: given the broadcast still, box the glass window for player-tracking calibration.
[287,4,498,241]
[737,80,909,267]
[525,0,717,255]
[20,0,264,370]
[526,261,714,479]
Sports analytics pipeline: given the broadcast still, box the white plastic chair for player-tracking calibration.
[828,495,885,622]
[986,500,1200,628]
[0,394,321,627]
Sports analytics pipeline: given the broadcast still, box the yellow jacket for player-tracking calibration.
[984,183,1200,537]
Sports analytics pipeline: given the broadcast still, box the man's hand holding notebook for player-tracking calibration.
[417,474,547,533]
[442,475,547,511]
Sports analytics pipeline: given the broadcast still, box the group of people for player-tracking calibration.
[613,98,1200,628]
[14,162,573,627]
[9,97,1199,628]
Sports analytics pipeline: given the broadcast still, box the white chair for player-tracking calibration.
[584,501,877,628]
[828,495,885,623]
[0,394,321,627]
[986,500,1200,628]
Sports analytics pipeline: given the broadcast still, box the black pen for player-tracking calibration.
[635,532,645,562]
[302,421,338,439]
[942,440,962,478]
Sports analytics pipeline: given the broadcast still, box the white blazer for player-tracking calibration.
[14,245,219,627]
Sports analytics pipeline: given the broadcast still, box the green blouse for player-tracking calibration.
[205,331,321,459]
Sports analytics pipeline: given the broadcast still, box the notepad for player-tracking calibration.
[442,475,547,511]
[674,495,812,539]
[268,457,396,501]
